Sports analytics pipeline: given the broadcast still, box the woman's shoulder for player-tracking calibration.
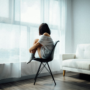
[43,32,50,37]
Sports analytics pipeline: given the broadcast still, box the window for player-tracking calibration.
[0,0,60,62]
[15,0,42,24]
[0,0,9,18]
[49,0,59,26]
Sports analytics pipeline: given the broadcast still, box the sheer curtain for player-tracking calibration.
[0,0,21,80]
[0,0,67,80]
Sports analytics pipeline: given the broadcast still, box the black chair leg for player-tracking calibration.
[34,62,42,85]
[39,63,50,74]
[47,62,56,86]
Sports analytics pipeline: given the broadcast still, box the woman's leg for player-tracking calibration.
[29,38,42,58]
[33,39,42,58]
[27,39,39,64]
[37,47,42,58]
[29,39,39,53]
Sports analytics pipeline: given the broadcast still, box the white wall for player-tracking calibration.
[65,0,73,53]
[72,0,90,52]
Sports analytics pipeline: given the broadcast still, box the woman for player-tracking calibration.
[27,23,54,64]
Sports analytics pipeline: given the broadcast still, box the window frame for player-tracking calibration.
[0,0,59,29]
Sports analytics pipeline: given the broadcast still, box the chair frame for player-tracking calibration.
[32,41,59,85]
[34,62,56,85]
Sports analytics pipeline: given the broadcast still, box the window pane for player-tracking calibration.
[20,0,41,24]
[49,0,59,26]
[0,23,28,63]
[0,23,20,62]
[20,26,28,61]
[0,0,9,18]
[15,0,20,21]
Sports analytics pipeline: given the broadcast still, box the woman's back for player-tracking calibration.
[38,33,54,59]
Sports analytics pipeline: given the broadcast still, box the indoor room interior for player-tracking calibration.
[0,0,90,90]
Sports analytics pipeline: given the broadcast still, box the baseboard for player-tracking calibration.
[0,71,63,84]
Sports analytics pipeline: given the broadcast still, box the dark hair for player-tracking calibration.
[39,23,51,35]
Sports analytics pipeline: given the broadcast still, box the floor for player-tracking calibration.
[0,72,90,90]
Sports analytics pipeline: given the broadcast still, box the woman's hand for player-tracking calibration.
[29,48,32,53]
[29,49,36,53]
[29,48,36,53]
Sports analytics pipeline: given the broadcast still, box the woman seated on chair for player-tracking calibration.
[27,23,54,64]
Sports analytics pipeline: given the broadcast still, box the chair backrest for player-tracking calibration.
[45,40,59,60]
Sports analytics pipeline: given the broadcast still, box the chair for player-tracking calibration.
[32,40,59,85]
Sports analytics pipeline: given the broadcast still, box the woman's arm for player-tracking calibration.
[29,32,49,52]
[29,42,42,53]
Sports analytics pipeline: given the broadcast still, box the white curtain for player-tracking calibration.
[0,0,67,80]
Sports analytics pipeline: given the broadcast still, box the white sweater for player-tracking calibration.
[38,35,54,59]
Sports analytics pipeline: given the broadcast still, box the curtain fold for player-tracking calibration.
[0,0,67,80]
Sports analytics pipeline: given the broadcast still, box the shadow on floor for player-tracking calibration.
[69,73,90,81]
